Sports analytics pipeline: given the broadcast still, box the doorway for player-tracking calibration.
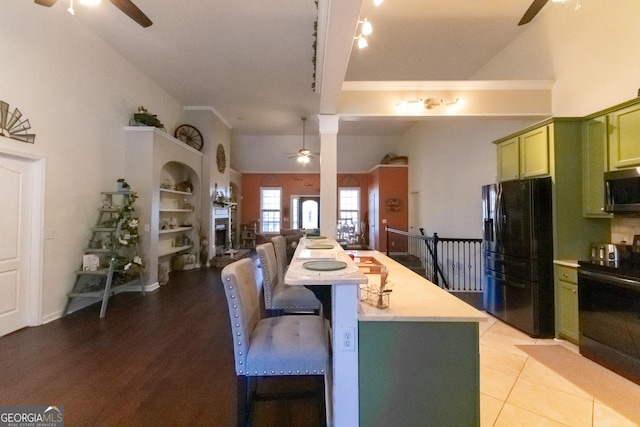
[0,150,44,336]
[295,196,320,230]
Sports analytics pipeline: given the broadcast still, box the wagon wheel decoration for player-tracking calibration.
[174,124,203,151]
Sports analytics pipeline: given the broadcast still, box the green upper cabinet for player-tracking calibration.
[520,126,550,178]
[497,137,520,181]
[609,103,640,170]
[497,126,549,182]
[582,115,612,218]
[494,118,610,260]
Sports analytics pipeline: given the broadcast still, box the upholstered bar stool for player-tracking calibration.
[221,258,330,427]
[256,242,322,316]
[271,235,290,284]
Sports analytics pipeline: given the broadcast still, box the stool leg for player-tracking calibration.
[237,376,249,427]
[316,376,327,427]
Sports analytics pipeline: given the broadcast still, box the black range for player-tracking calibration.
[578,256,640,385]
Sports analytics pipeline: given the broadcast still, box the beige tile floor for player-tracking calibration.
[480,315,640,426]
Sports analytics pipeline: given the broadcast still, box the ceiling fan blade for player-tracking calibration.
[108,0,153,27]
[518,0,549,26]
[34,0,58,6]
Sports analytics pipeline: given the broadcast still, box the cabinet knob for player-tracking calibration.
[572,289,577,295]
[563,273,569,278]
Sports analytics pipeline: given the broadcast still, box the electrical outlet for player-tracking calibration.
[340,327,356,352]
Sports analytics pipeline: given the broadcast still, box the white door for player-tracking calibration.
[0,154,36,336]
[409,192,419,234]
[368,191,377,250]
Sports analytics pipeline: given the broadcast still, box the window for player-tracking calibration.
[290,196,300,229]
[260,187,281,233]
[339,187,360,232]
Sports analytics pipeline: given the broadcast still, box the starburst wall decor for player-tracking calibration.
[0,100,36,143]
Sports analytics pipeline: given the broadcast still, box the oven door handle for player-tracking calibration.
[579,269,640,291]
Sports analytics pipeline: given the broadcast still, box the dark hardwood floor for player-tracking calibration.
[0,267,323,427]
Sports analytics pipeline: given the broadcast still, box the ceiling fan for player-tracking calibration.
[286,117,318,165]
[518,0,548,25]
[34,0,153,28]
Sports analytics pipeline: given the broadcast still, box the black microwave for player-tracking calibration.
[604,168,640,213]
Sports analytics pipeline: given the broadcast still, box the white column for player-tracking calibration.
[332,283,360,427]
[318,115,359,426]
[318,115,339,239]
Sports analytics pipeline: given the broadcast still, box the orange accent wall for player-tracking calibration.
[240,173,369,232]
[372,166,408,252]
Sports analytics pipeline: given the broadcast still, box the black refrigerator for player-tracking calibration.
[482,177,554,337]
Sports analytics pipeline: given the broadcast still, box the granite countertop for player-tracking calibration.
[285,237,367,286]
[354,250,487,323]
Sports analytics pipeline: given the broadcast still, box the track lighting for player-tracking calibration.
[355,34,368,49]
[359,18,373,36]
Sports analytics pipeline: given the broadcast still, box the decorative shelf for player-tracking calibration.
[159,244,193,257]
[159,208,193,213]
[68,278,140,298]
[159,226,193,234]
[160,188,193,196]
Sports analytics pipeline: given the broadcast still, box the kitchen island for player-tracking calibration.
[285,241,485,426]
[355,250,486,427]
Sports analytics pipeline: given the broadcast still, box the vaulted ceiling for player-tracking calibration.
[44,0,558,138]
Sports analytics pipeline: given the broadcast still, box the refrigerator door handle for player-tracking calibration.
[496,184,504,250]
[484,218,494,242]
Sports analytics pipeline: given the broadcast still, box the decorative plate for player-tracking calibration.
[306,235,326,240]
[216,144,226,173]
[306,244,334,249]
[303,261,347,271]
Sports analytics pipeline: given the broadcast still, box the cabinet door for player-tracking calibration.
[582,116,612,217]
[520,126,549,178]
[558,281,579,343]
[554,265,578,344]
[609,103,640,169]
[497,137,520,182]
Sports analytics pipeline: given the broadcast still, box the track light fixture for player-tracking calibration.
[354,17,373,49]
[355,34,368,49]
[359,18,373,36]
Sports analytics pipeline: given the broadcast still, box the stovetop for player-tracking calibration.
[578,257,640,280]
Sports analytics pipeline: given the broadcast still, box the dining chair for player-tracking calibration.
[256,242,322,315]
[221,258,330,427]
[271,235,289,285]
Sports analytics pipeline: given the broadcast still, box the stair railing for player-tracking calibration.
[385,226,483,292]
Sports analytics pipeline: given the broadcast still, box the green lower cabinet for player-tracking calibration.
[359,321,480,427]
[554,265,579,344]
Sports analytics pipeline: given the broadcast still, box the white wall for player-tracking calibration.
[231,133,400,173]
[473,0,640,116]
[184,108,233,257]
[401,0,640,239]
[398,118,535,238]
[0,1,184,321]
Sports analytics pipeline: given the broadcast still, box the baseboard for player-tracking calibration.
[41,310,64,325]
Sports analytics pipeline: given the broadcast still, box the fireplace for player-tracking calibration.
[214,219,228,255]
